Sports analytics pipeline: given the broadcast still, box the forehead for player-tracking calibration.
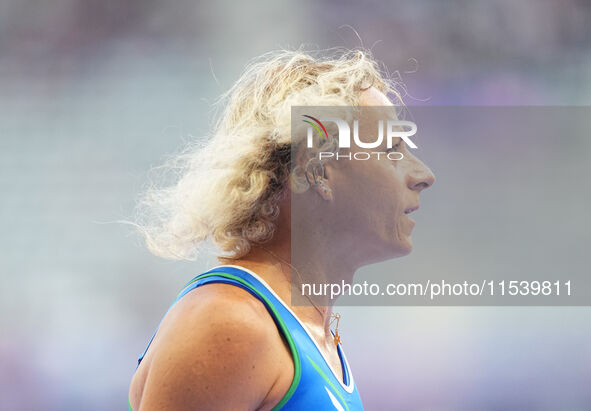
[354,88,400,140]
[357,87,399,127]
[358,87,393,107]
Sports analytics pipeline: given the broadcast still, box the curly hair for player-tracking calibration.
[134,48,402,260]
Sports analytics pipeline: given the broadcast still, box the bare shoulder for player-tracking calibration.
[130,282,290,411]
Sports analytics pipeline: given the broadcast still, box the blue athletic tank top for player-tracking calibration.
[131,265,364,411]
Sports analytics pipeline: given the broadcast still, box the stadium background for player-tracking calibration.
[1,1,590,409]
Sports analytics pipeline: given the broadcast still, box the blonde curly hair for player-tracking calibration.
[135,48,402,260]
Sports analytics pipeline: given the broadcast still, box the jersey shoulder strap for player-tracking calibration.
[135,265,302,410]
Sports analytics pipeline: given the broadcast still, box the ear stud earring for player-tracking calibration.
[305,158,332,195]
[316,179,332,194]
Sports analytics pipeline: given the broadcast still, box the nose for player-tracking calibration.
[406,154,435,192]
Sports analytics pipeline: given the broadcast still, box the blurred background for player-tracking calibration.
[1,0,590,409]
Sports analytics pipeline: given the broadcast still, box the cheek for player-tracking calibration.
[375,178,408,238]
[336,160,406,223]
[377,176,407,213]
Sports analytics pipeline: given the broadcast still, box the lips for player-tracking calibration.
[404,205,419,215]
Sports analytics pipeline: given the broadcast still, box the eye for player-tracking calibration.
[387,140,403,152]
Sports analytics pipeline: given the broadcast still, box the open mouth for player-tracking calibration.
[404,205,419,215]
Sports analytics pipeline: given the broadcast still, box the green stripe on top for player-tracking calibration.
[306,354,350,411]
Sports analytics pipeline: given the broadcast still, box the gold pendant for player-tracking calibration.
[333,332,341,346]
[331,312,341,346]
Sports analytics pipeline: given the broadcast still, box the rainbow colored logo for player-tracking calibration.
[302,115,328,143]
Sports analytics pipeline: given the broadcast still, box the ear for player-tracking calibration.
[311,179,334,202]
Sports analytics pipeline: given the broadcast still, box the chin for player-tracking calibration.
[389,226,414,258]
[396,246,412,258]
[378,242,412,262]
[395,237,413,257]
[401,244,413,256]
[364,235,413,264]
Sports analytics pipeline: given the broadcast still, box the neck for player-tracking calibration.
[217,198,356,346]
[218,244,337,328]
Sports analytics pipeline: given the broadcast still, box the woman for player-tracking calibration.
[128,49,434,410]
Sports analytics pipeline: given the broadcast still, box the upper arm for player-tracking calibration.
[136,285,282,411]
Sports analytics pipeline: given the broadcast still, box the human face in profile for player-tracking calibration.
[325,87,435,265]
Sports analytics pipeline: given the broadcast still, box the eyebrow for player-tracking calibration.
[382,137,403,150]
